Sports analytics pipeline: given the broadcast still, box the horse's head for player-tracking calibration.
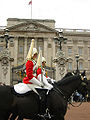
[77,71,88,99]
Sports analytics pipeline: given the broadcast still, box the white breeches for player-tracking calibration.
[30,77,43,87]
[37,74,53,90]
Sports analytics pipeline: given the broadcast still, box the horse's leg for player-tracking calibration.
[9,113,18,120]
[17,116,23,120]
[5,112,12,120]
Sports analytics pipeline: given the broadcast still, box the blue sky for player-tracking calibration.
[0,0,90,29]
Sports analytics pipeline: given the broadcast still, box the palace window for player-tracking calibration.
[19,46,23,54]
[78,47,83,56]
[68,62,72,70]
[0,46,3,52]
[18,37,24,54]
[68,47,72,55]
[79,62,83,70]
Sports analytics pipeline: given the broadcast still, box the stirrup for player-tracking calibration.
[45,108,51,119]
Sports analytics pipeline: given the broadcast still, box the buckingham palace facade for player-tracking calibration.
[0,18,90,83]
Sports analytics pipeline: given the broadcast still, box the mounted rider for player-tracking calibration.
[36,52,53,90]
[41,57,55,84]
[23,39,43,87]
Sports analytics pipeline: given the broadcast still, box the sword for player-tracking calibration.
[39,47,44,85]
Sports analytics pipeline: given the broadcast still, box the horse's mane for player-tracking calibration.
[56,72,79,86]
[57,76,73,85]
[62,72,73,79]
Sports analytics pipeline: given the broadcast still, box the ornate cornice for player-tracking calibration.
[7,21,58,33]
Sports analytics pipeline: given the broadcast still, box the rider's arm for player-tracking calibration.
[36,68,41,76]
[26,60,34,79]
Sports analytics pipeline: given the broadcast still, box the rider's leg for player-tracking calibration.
[37,74,53,90]
[30,77,43,87]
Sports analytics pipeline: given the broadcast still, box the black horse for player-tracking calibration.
[0,72,88,120]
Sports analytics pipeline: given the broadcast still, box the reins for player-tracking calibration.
[53,73,87,108]
[68,74,88,107]
[53,85,66,99]
[68,91,83,107]
[68,100,83,107]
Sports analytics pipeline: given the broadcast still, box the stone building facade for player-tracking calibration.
[61,28,90,79]
[0,18,90,84]
[0,18,58,84]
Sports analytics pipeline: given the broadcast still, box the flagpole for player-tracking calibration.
[31,0,32,19]
[28,0,32,19]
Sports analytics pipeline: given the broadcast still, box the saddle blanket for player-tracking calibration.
[14,83,42,94]
[14,83,49,94]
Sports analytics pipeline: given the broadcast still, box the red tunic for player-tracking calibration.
[36,68,41,76]
[23,60,35,84]
[36,67,48,78]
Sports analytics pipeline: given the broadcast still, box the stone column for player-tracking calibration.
[14,37,18,65]
[0,49,14,85]
[34,38,37,48]
[53,50,67,81]
[52,39,55,60]
[24,37,27,60]
[44,38,48,62]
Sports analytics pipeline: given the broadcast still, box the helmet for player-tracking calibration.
[32,48,38,57]
[42,57,46,63]
[37,56,46,67]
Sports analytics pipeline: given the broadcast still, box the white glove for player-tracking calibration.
[30,77,43,87]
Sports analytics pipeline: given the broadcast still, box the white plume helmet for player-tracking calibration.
[32,48,38,57]
[26,39,35,60]
[37,55,46,67]
[37,52,41,67]
[42,57,46,63]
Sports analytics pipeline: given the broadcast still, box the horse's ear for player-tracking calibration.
[81,70,86,77]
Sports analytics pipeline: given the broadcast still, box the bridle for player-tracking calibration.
[68,74,88,107]
[53,73,88,108]
[68,91,83,107]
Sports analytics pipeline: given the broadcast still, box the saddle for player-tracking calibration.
[14,83,52,95]
[14,83,42,94]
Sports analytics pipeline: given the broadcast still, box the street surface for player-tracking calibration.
[65,102,90,120]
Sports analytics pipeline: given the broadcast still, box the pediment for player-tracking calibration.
[8,21,57,33]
